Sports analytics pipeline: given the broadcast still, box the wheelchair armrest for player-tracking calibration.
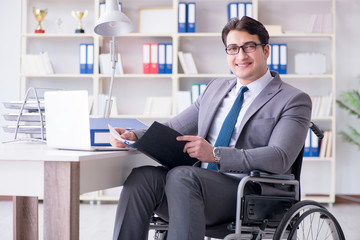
[250,170,295,181]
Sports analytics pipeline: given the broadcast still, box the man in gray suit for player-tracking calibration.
[111,16,311,240]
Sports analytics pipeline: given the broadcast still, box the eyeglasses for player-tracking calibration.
[225,42,265,55]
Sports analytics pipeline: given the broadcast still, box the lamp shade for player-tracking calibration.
[94,0,134,36]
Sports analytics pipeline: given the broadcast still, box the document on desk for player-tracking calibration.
[131,121,198,169]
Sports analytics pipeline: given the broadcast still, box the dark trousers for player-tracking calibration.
[112,165,258,240]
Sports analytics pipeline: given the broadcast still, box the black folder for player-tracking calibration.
[131,121,198,169]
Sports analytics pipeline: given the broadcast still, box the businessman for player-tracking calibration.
[111,16,312,240]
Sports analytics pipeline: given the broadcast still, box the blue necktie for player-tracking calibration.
[207,86,249,170]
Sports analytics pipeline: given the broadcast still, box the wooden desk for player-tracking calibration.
[0,142,157,240]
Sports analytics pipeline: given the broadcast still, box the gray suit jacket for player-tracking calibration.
[135,71,312,177]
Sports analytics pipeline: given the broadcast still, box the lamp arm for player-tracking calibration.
[104,36,117,118]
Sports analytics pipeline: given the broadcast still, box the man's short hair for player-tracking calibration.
[221,16,270,47]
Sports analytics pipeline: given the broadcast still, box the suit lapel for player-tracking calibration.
[238,74,283,134]
[199,78,236,138]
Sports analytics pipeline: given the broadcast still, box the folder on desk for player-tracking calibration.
[187,2,196,32]
[178,2,187,32]
[131,121,197,169]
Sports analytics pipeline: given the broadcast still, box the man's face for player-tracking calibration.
[226,30,269,85]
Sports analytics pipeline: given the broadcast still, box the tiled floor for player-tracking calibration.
[0,201,359,239]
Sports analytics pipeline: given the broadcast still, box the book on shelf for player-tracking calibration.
[227,2,253,21]
[142,43,151,74]
[165,43,173,74]
[99,53,124,75]
[191,83,208,104]
[306,13,333,34]
[268,44,288,74]
[143,43,172,74]
[79,43,94,74]
[150,43,159,74]
[158,43,166,74]
[319,130,332,158]
[86,43,94,74]
[187,2,196,32]
[176,91,191,114]
[178,52,198,74]
[310,92,332,118]
[178,2,197,33]
[178,2,187,33]
[22,52,54,75]
[143,97,172,116]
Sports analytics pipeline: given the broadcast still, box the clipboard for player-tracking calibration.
[131,121,198,169]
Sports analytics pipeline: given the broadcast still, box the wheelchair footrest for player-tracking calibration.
[241,195,296,227]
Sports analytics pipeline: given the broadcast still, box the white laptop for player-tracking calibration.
[45,90,137,151]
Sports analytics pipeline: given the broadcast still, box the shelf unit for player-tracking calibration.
[19,0,336,203]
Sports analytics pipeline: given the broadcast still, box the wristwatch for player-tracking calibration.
[212,147,221,164]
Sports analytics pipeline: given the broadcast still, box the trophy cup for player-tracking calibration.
[33,7,47,33]
[71,10,88,33]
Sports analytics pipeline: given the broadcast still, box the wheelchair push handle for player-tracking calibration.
[309,122,324,140]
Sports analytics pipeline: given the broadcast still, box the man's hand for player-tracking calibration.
[177,135,215,163]
[110,128,138,148]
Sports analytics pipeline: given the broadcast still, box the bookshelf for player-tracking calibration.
[19,0,336,203]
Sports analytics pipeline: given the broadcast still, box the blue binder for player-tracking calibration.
[272,44,280,72]
[303,129,311,157]
[228,2,238,21]
[310,130,319,157]
[178,2,187,33]
[267,43,273,71]
[238,2,245,19]
[165,43,173,73]
[245,3,253,18]
[158,43,166,74]
[279,43,288,74]
[187,2,196,32]
[80,43,87,74]
[86,43,94,74]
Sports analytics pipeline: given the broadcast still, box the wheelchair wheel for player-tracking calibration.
[273,200,345,240]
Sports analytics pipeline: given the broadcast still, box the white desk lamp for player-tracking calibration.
[94,0,134,118]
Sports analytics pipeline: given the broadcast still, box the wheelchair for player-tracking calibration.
[149,122,345,240]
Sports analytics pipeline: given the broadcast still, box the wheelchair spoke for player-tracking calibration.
[274,201,345,240]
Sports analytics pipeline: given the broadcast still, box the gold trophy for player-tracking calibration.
[71,10,88,33]
[33,7,47,33]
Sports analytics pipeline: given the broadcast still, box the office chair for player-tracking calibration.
[150,122,345,240]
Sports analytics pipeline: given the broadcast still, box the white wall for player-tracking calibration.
[0,1,21,142]
[0,0,359,195]
[334,0,360,194]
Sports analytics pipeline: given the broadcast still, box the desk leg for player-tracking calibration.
[44,162,80,240]
[13,196,38,240]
